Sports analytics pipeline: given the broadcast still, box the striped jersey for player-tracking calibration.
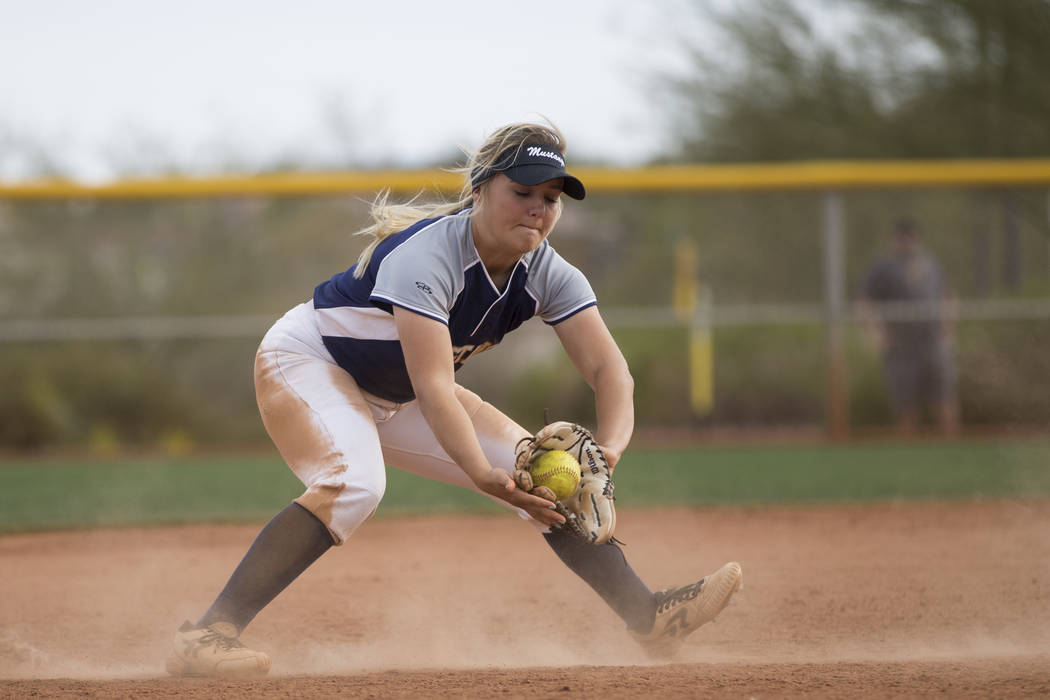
[312,210,596,402]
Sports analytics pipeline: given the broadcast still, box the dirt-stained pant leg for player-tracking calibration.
[254,345,387,545]
[375,386,538,522]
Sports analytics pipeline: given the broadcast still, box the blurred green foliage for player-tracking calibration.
[2,188,1050,450]
[671,0,1050,161]
[504,320,1050,432]
[0,340,265,449]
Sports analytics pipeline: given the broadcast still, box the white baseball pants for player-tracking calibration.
[253,301,534,544]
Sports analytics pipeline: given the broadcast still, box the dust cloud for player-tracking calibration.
[1,502,1048,685]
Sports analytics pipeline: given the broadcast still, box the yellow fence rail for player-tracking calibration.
[3,158,1050,200]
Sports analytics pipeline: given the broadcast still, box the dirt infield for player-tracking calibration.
[2,500,1048,698]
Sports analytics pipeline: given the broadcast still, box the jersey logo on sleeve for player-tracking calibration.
[414,281,433,294]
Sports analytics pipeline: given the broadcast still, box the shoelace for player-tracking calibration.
[197,629,246,651]
[655,579,705,614]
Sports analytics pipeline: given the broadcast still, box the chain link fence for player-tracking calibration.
[2,164,1049,450]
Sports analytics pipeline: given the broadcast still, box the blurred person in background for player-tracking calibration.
[859,217,959,435]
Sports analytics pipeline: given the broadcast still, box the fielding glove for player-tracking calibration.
[514,421,616,544]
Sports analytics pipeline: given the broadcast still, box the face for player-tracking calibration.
[472,173,563,259]
[893,230,918,256]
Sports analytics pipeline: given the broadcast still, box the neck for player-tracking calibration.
[482,250,517,291]
[488,266,514,292]
[471,221,519,289]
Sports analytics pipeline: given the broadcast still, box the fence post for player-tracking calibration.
[823,191,849,438]
[689,286,714,417]
[673,237,714,417]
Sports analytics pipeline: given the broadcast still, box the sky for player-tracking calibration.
[0,0,706,182]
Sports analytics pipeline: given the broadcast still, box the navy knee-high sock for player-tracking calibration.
[198,502,334,632]
[543,530,656,633]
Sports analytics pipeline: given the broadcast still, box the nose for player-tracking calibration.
[526,195,546,217]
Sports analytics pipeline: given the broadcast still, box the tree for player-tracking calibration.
[665,0,1050,292]
[668,0,1050,162]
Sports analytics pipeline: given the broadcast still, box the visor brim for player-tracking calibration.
[503,164,586,200]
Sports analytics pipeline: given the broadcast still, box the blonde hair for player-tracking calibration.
[352,120,570,277]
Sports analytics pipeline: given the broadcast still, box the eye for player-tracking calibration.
[514,190,530,198]
[545,195,559,204]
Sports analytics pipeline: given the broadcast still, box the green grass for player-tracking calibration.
[1,440,1049,534]
[614,441,1050,505]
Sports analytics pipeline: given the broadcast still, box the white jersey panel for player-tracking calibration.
[315,305,399,341]
[525,244,597,324]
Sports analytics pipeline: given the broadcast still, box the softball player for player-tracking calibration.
[166,122,741,677]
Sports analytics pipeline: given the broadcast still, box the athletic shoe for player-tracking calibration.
[633,561,743,658]
[165,620,271,678]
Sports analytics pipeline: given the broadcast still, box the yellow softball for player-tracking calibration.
[530,450,582,501]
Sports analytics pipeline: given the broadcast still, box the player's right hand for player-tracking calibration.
[474,469,566,527]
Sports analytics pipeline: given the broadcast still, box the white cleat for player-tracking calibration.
[165,620,271,678]
[633,561,743,658]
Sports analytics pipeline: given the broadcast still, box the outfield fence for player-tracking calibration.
[3,298,1050,341]
[2,159,1049,446]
